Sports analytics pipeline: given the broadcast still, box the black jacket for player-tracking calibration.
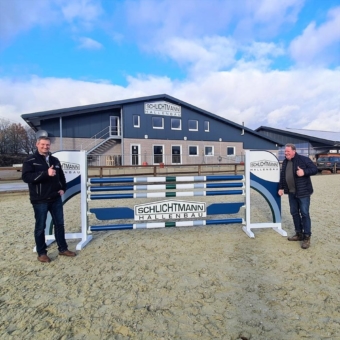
[22,151,67,204]
[279,153,317,197]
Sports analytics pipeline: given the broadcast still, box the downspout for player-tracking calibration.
[120,107,124,165]
[59,116,63,151]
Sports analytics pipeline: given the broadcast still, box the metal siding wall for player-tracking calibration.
[41,119,59,136]
[122,102,252,143]
[257,130,307,145]
[242,134,280,149]
[41,109,120,138]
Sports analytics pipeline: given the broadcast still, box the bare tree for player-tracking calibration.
[23,126,37,154]
[0,118,12,154]
[6,123,27,154]
[0,119,34,155]
[0,118,11,154]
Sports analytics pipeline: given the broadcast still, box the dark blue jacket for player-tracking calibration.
[279,153,317,197]
[22,151,67,204]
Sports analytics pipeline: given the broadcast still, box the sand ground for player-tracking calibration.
[1,174,340,340]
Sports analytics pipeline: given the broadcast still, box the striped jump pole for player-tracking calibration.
[89,175,244,184]
[90,218,244,231]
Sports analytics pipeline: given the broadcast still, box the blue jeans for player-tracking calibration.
[32,197,68,255]
[288,193,311,236]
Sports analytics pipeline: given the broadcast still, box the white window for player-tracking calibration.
[227,146,235,156]
[205,146,214,156]
[153,145,164,164]
[189,145,198,156]
[188,120,198,131]
[204,121,209,132]
[171,145,182,164]
[171,118,181,130]
[152,117,164,129]
[133,115,140,128]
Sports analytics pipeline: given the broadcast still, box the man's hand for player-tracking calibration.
[296,166,304,177]
[58,190,64,196]
[48,165,56,176]
[278,189,284,196]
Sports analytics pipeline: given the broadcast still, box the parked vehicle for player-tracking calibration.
[316,154,340,173]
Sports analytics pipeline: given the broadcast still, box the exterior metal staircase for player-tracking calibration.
[81,126,121,156]
[87,138,117,155]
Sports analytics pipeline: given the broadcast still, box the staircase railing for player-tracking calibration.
[80,127,111,152]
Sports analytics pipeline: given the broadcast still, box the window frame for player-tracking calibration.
[204,120,210,132]
[204,146,214,156]
[171,118,182,130]
[133,115,140,128]
[153,144,164,164]
[188,145,199,156]
[171,145,182,164]
[152,116,164,129]
[226,146,236,156]
[188,119,198,131]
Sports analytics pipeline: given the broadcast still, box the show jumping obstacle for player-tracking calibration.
[88,174,245,231]
[40,150,287,251]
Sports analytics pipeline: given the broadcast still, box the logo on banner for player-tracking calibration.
[144,101,181,116]
[249,151,280,182]
[61,161,81,182]
[134,200,206,221]
[250,159,279,170]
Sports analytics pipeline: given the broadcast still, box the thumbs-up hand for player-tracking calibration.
[48,165,56,176]
[296,166,304,177]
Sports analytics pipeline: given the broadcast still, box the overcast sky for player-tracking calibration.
[0,0,339,131]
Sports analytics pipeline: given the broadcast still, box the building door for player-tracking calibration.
[131,145,140,165]
[153,145,163,164]
[110,116,120,136]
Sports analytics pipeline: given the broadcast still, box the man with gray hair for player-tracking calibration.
[278,143,318,249]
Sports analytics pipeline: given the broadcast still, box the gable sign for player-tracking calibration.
[144,101,181,117]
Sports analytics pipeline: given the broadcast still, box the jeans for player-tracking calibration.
[32,196,68,255]
[288,193,311,236]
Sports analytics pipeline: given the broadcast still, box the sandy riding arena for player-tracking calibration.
[1,174,340,340]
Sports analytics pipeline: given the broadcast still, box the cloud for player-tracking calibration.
[58,0,102,24]
[123,0,235,40]
[0,0,338,133]
[289,6,340,66]
[155,36,237,76]
[0,0,56,41]
[152,36,285,77]
[233,0,304,40]
[253,0,303,23]
[121,0,304,43]
[0,0,102,42]
[1,67,339,131]
[77,37,103,49]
